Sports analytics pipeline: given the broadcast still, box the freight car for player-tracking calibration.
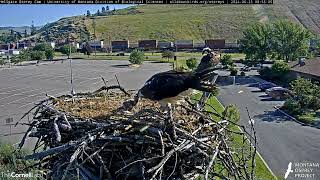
[205,39,225,49]
[138,40,158,50]
[175,40,194,50]
[111,40,130,51]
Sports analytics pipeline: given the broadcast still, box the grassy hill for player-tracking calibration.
[29,0,320,44]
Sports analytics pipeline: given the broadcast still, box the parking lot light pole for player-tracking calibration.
[68,38,75,96]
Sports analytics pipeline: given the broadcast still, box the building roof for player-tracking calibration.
[289,58,320,77]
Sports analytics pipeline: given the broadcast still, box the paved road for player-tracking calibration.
[0,60,171,146]
[217,76,320,179]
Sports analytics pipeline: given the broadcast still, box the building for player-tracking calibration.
[288,58,320,81]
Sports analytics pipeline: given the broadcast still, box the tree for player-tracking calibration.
[86,10,91,17]
[81,42,92,57]
[60,44,77,59]
[129,49,144,65]
[24,29,28,38]
[33,43,54,60]
[186,58,198,70]
[161,51,174,61]
[97,10,101,16]
[102,7,106,13]
[271,20,312,62]
[30,22,37,35]
[239,23,271,63]
[106,6,109,11]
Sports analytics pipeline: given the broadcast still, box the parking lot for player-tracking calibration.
[0,60,171,145]
[217,76,320,177]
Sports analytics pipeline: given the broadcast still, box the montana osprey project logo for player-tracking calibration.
[285,162,293,179]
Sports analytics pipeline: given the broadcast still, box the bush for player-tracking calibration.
[222,104,240,123]
[162,51,174,61]
[258,67,272,80]
[33,43,54,60]
[18,49,31,61]
[0,59,5,66]
[59,44,77,58]
[186,57,198,70]
[283,98,302,115]
[298,113,316,124]
[240,71,246,76]
[129,49,144,64]
[221,54,233,67]
[229,67,238,76]
[271,61,290,77]
[10,55,22,65]
[30,50,46,60]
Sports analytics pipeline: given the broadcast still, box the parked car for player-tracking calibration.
[266,87,294,100]
[258,82,277,91]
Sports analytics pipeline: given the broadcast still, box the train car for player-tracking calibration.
[111,40,129,51]
[205,39,225,49]
[175,40,193,50]
[138,40,158,50]
[158,41,174,49]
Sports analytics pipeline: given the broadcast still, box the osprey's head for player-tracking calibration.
[202,47,212,55]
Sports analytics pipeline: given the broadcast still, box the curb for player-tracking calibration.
[214,97,278,179]
[274,106,320,129]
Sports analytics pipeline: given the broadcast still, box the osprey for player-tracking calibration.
[123,48,219,111]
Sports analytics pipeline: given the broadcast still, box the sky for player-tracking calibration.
[0,4,133,27]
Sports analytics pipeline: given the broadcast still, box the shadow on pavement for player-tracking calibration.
[111,64,131,68]
[254,110,291,123]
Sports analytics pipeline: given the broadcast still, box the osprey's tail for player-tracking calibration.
[187,67,218,92]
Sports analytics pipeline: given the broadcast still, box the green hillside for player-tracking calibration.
[29,0,320,44]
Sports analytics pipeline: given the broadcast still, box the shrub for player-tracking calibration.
[59,44,77,58]
[30,50,46,60]
[0,59,5,66]
[129,49,144,64]
[283,98,302,115]
[222,104,240,123]
[162,51,174,61]
[240,71,246,76]
[33,43,54,60]
[186,57,198,70]
[271,61,290,77]
[229,67,238,76]
[221,54,233,67]
[10,55,22,65]
[298,113,315,124]
[258,67,272,80]
[18,49,31,61]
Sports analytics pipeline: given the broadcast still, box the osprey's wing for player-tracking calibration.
[139,72,190,100]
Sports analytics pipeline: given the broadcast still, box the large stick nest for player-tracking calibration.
[18,85,257,180]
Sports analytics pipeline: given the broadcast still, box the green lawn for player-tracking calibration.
[193,94,277,180]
